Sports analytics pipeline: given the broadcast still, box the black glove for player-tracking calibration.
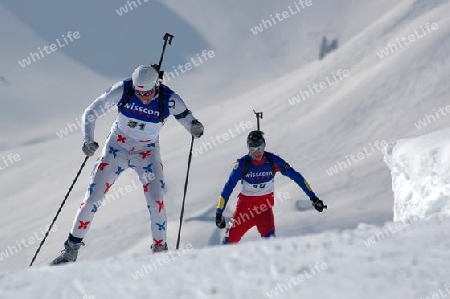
[82,141,99,156]
[190,119,204,138]
[310,196,325,212]
[215,213,226,229]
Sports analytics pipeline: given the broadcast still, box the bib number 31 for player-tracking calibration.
[127,120,146,130]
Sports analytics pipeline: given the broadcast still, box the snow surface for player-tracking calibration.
[1,0,450,298]
[2,216,450,299]
[384,127,450,222]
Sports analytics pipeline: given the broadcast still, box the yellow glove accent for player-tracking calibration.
[304,179,312,191]
[217,196,226,209]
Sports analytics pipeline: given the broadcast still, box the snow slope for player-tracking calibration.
[4,122,450,298]
[2,216,450,299]
[0,0,449,292]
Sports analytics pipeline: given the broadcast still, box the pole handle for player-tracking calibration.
[253,110,263,131]
[157,32,174,71]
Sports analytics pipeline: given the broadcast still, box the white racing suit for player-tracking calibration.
[70,79,197,247]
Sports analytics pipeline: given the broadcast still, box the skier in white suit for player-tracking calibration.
[52,65,204,265]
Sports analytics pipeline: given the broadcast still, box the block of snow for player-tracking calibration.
[383,128,450,222]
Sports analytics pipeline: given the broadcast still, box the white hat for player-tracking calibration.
[132,65,159,91]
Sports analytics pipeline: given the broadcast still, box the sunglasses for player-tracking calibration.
[135,88,155,97]
[248,144,265,152]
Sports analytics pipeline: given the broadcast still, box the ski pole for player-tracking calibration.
[29,155,92,267]
[176,136,195,249]
[157,33,174,72]
[152,33,174,123]
[222,218,235,244]
[253,110,263,131]
[314,204,328,210]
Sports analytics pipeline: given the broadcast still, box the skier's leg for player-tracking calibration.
[52,137,128,265]
[255,208,275,238]
[69,138,127,240]
[133,144,167,250]
[226,201,256,244]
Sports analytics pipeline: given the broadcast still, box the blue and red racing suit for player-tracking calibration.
[217,152,316,243]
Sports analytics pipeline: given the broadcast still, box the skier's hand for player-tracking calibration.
[216,213,226,229]
[82,141,99,156]
[190,119,204,138]
[310,196,325,212]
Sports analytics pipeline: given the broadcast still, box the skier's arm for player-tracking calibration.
[274,155,316,198]
[82,81,123,142]
[217,161,244,214]
[169,93,202,136]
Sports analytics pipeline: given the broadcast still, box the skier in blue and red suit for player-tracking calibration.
[215,130,325,244]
